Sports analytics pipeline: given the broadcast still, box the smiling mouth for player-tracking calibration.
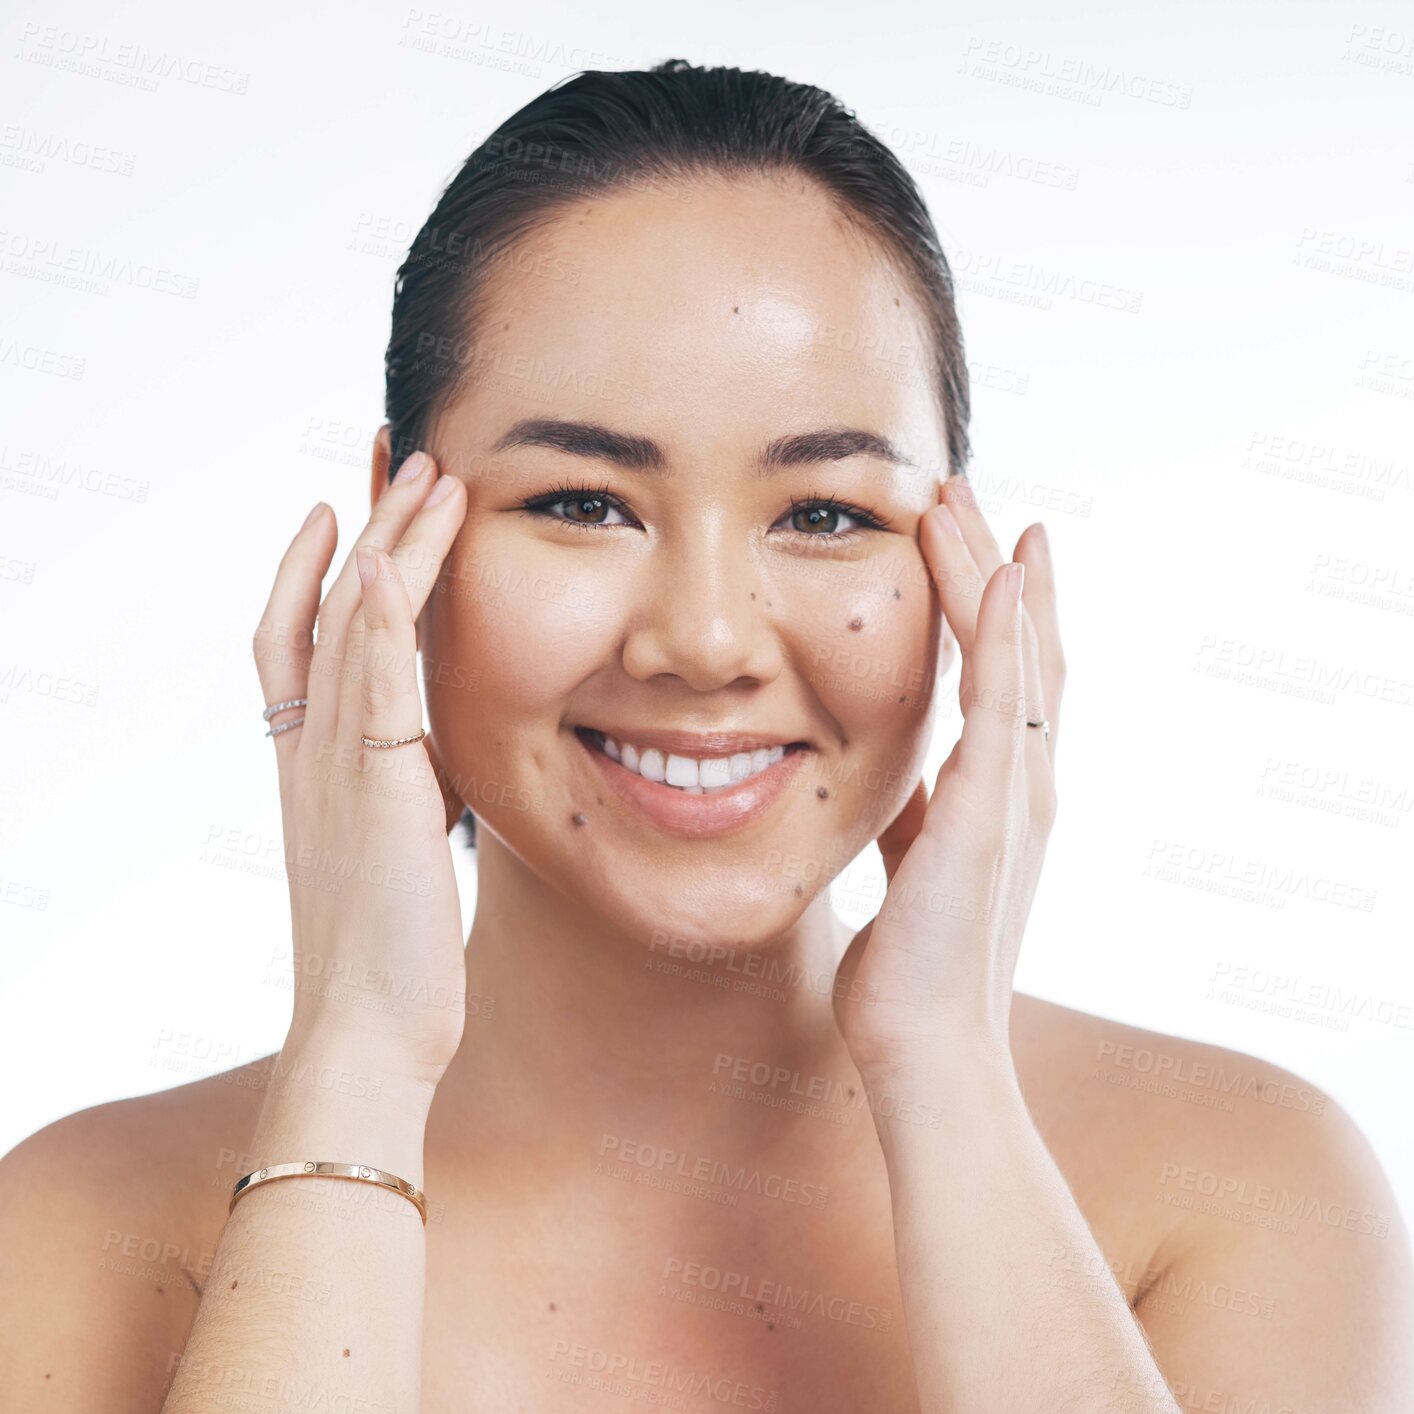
[574,727,810,795]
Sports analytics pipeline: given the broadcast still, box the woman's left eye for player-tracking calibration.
[523,487,635,527]
[774,498,887,538]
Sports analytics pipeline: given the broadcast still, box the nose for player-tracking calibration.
[620,515,784,692]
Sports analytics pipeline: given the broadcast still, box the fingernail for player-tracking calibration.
[301,501,326,530]
[933,503,965,541]
[425,473,457,506]
[1007,561,1025,598]
[393,451,429,485]
[356,546,377,586]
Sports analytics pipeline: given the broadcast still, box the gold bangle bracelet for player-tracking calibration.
[229,1161,428,1224]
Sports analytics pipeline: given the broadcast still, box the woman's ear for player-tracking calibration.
[422,731,466,836]
[369,424,393,512]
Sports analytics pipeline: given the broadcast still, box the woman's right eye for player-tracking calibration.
[520,486,636,528]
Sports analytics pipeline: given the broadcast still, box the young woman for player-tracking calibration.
[2,60,1409,1414]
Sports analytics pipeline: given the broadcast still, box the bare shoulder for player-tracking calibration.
[0,1057,273,1412]
[1011,992,1405,1235]
[1013,994,1414,1407]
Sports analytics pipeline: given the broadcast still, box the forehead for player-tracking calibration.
[451,175,945,467]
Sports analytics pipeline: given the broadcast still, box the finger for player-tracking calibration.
[919,501,986,657]
[338,471,467,743]
[1014,521,1065,761]
[877,776,929,884]
[941,473,1006,578]
[305,450,441,741]
[1007,527,1047,770]
[941,476,1046,734]
[353,546,425,754]
[955,561,1028,806]
[252,502,336,770]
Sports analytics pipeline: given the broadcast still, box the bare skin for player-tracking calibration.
[2,998,1405,1411]
[1,175,1409,1411]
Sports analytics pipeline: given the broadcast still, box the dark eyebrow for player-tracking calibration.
[758,427,916,473]
[490,418,915,474]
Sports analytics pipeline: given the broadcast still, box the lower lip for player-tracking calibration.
[572,730,811,838]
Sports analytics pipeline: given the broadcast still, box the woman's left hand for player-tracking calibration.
[834,475,1066,1093]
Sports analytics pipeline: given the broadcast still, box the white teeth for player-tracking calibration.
[699,757,732,789]
[590,731,797,793]
[665,753,698,788]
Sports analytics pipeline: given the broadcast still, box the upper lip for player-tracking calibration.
[575,724,811,757]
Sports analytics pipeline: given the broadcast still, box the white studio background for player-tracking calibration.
[3,0,1411,1223]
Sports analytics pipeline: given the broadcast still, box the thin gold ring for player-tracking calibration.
[361,727,427,749]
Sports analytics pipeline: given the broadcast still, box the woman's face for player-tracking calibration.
[418,174,954,947]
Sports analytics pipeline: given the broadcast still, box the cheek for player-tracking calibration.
[423,535,621,762]
[774,542,940,740]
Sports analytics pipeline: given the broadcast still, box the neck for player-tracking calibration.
[435,830,870,1173]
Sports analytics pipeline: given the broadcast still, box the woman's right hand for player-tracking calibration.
[252,450,470,1091]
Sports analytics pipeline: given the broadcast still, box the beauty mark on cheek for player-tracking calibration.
[848,617,864,632]
[572,812,588,828]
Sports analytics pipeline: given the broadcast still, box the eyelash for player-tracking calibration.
[518,483,891,540]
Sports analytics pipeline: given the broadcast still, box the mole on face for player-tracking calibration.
[816,786,829,800]
[733,305,740,313]
[892,588,901,600]
[847,617,864,632]
[342,1349,351,1358]
[572,812,588,827]
[793,883,803,897]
